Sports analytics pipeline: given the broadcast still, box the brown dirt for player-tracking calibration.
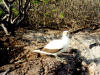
[0,26,100,75]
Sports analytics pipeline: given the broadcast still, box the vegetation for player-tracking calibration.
[28,0,100,29]
[0,0,100,34]
[0,1,100,74]
[0,0,30,35]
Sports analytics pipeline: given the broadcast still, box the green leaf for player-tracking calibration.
[12,8,19,16]
[0,0,2,2]
[41,0,49,4]
[44,12,50,17]
[0,10,3,16]
[59,12,65,19]
[31,0,40,4]
[52,9,57,12]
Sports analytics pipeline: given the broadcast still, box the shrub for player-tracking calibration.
[27,0,100,29]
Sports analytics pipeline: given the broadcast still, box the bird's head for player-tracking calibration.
[62,31,69,36]
[62,31,72,38]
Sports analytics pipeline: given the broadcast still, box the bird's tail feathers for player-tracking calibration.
[32,50,54,55]
[32,50,41,53]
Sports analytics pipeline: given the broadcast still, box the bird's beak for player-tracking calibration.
[69,33,72,38]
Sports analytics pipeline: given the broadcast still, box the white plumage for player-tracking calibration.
[33,31,70,61]
[45,37,69,49]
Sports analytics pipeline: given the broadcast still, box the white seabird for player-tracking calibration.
[32,31,70,61]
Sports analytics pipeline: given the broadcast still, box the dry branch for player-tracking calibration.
[0,0,30,35]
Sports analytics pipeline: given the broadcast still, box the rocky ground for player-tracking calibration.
[0,26,100,75]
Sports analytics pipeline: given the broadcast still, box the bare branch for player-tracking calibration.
[1,23,9,35]
[19,0,22,13]
[2,69,10,75]
[24,0,30,12]
[1,0,30,35]
[2,14,9,21]
[8,0,15,4]
[16,15,24,25]
[12,0,30,25]
[0,3,7,13]
[8,0,15,23]
[2,0,9,12]
[12,14,24,24]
